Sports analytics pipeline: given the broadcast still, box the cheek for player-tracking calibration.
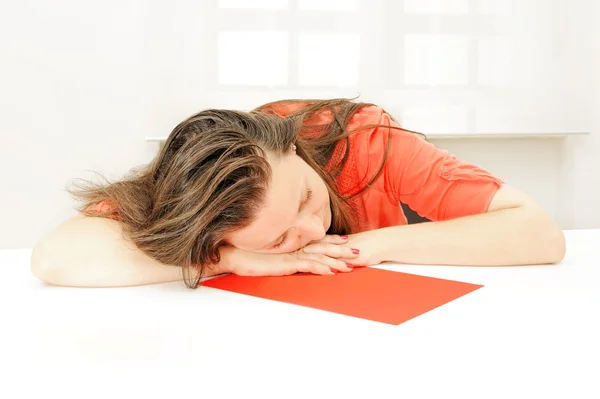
[306,167,330,213]
[318,180,330,207]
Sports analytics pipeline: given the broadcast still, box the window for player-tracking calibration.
[159,0,590,135]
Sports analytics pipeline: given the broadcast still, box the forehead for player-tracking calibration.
[227,154,304,249]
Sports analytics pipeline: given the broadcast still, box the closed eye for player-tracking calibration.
[271,232,288,249]
[299,189,313,212]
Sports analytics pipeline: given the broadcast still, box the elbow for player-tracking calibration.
[30,242,64,286]
[544,227,566,264]
[525,208,566,265]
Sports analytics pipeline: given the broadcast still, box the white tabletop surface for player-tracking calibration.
[1,229,599,399]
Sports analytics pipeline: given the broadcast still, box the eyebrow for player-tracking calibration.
[263,177,307,250]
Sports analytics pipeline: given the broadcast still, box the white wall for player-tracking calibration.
[1,0,598,249]
[0,1,162,249]
[433,0,600,231]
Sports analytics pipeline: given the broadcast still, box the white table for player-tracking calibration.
[1,230,599,399]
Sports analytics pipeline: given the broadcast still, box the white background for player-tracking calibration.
[1,229,598,398]
[1,0,598,248]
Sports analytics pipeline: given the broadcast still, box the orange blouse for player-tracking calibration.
[88,104,503,233]
[264,102,503,232]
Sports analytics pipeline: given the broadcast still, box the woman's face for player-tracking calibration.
[225,151,332,254]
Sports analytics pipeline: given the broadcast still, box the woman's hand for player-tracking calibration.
[343,229,386,267]
[221,234,361,277]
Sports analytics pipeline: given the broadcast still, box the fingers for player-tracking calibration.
[302,242,359,259]
[289,253,353,275]
[309,234,349,245]
[337,260,367,268]
[307,253,352,273]
[294,260,335,275]
[231,248,359,278]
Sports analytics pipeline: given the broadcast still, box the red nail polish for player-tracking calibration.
[346,264,354,268]
[340,235,348,240]
[351,249,360,255]
[329,268,338,274]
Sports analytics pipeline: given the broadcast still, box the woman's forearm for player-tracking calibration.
[377,205,566,266]
[30,215,187,288]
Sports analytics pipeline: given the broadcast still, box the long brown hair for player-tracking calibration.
[68,98,419,288]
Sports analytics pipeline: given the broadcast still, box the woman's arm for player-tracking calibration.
[31,215,359,287]
[342,107,563,266]
[372,184,565,266]
[31,215,227,287]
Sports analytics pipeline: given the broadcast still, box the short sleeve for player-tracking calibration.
[85,200,119,220]
[355,108,504,221]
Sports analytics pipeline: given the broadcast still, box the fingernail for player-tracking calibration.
[329,268,338,274]
[346,264,354,268]
[351,248,360,255]
[340,235,348,240]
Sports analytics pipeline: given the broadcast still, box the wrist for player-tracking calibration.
[375,226,401,263]
[212,245,238,275]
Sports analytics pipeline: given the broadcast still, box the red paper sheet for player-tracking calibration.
[202,267,483,325]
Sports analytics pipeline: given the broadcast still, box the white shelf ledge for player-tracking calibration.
[145,131,589,142]
[425,131,590,140]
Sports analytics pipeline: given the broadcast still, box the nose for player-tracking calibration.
[296,212,325,243]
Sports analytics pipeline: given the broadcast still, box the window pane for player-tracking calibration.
[478,36,514,87]
[298,0,360,11]
[218,32,288,85]
[298,33,360,86]
[404,0,469,14]
[404,34,469,85]
[402,106,470,133]
[478,0,515,15]
[218,0,288,9]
